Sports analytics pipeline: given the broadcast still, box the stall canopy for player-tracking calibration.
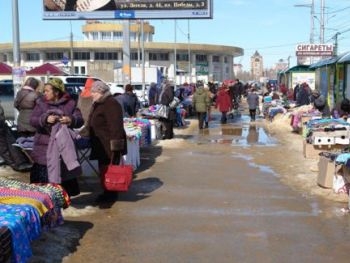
[0,62,12,74]
[26,63,67,76]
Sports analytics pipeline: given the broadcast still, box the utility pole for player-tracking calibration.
[12,0,21,122]
[70,21,74,74]
[320,0,325,43]
[187,19,191,83]
[294,0,315,44]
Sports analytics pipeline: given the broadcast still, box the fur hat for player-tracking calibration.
[91,81,110,94]
[47,78,65,93]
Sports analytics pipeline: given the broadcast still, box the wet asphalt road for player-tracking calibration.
[32,109,348,263]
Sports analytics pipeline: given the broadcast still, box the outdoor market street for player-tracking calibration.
[0,105,346,262]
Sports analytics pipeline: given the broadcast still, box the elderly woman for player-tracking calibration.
[88,81,127,202]
[30,78,83,196]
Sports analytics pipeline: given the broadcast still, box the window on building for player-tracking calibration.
[91,32,99,40]
[74,66,79,74]
[2,54,7,62]
[195,54,207,62]
[149,52,169,61]
[73,52,90,60]
[46,52,64,60]
[80,66,86,75]
[212,55,220,62]
[113,31,122,40]
[130,52,142,60]
[95,52,118,60]
[176,53,189,61]
[101,32,112,40]
[26,53,40,61]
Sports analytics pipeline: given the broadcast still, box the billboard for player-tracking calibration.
[43,0,213,20]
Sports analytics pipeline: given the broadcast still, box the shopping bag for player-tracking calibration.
[155,104,169,118]
[104,157,133,192]
[169,97,180,108]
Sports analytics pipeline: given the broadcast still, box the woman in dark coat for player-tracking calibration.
[14,77,41,137]
[88,81,127,201]
[159,82,176,139]
[30,78,83,196]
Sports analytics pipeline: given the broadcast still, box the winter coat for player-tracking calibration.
[296,86,310,106]
[215,89,232,112]
[148,83,159,106]
[192,88,210,113]
[118,92,140,117]
[246,92,259,110]
[14,86,39,134]
[159,84,176,120]
[30,94,83,165]
[88,92,127,165]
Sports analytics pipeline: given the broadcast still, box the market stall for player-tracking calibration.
[0,179,70,263]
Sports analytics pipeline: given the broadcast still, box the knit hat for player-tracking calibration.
[91,80,110,94]
[81,78,94,97]
[47,78,65,93]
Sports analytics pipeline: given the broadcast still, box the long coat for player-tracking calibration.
[30,94,83,165]
[215,89,232,112]
[88,92,127,165]
[192,87,210,113]
[159,84,176,120]
[14,86,39,134]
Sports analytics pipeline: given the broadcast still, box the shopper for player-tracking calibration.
[246,87,259,121]
[148,82,159,106]
[159,82,176,139]
[76,77,95,138]
[215,86,232,124]
[30,78,83,197]
[88,81,127,202]
[192,83,211,129]
[14,77,41,137]
[117,84,141,118]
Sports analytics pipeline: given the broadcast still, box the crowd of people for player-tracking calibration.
[0,77,128,202]
[2,75,350,203]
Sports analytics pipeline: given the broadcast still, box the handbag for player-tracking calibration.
[155,104,169,118]
[169,96,180,108]
[103,153,133,192]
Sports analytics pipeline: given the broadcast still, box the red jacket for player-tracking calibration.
[216,89,232,112]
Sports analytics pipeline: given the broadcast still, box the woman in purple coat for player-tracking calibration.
[30,78,83,196]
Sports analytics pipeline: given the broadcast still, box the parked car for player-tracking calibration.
[107,82,124,96]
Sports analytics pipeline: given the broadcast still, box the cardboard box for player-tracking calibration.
[303,140,344,160]
[317,156,341,188]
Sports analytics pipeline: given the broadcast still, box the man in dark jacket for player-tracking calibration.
[118,84,140,117]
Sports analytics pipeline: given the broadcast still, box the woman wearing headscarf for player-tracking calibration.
[88,81,127,202]
[30,78,83,196]
[14,77,41,137]
[77,77,94,138]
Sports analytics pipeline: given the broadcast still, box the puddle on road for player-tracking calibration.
[191,123,278,147]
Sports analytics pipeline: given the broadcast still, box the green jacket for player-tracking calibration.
[192,88,210,113]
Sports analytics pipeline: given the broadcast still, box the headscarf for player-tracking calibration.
[80,78,94,98]
[91,81,110,94]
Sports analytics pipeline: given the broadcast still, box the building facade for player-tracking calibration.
[250,50,263,81]
[0,21,243,84]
